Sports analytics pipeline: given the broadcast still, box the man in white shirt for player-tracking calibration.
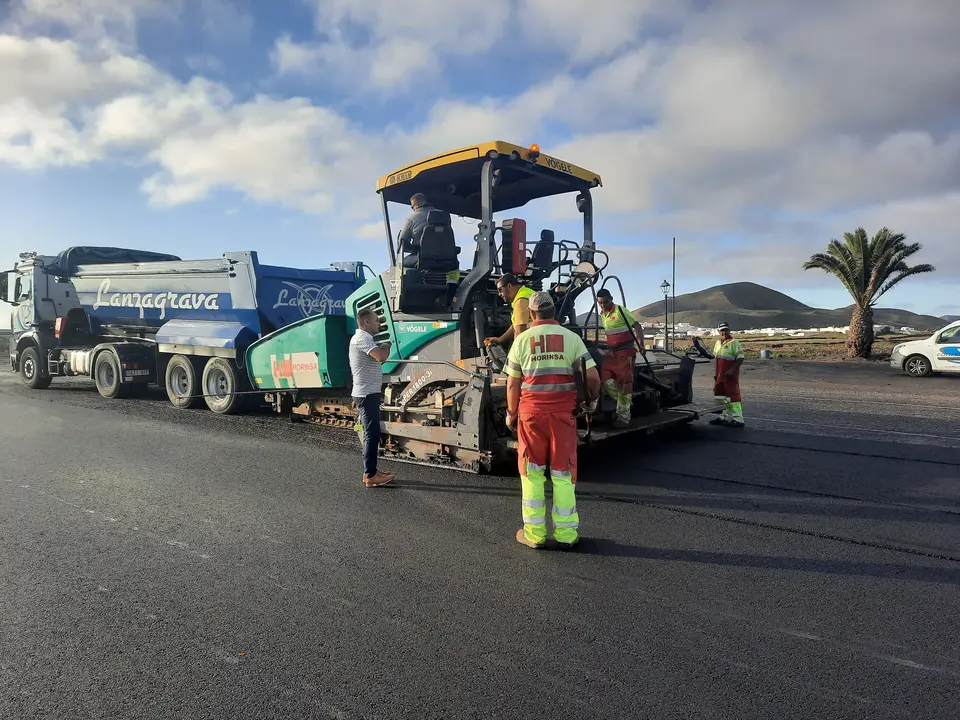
[349,308,394,486]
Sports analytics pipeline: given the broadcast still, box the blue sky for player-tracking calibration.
[2,0,959,330]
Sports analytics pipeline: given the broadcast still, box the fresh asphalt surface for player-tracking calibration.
[1,357,959,719]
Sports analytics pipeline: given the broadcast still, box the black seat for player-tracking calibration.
[417,211,460,272]
[530,230,556,270]
[520,229,558,288]
[399,211,461,312]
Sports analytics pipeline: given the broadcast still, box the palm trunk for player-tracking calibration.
[846,305,874,358]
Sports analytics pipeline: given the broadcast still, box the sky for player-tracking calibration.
[1,0,958,331]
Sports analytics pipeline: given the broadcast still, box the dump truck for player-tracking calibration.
[1,248,364,413]
[245,141,721,472]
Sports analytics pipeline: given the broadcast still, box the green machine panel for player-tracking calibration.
[345,274,460,374]
[246,313,352,391]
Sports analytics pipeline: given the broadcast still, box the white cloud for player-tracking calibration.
[517,0,674,64]
[358,221,387,240]
[8,0,178,45]
[0,98,99,168]
[0,0,958,296]
[0,35,160,109]
[278,0,513,92]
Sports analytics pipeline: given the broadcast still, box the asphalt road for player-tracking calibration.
[2,359,959,719]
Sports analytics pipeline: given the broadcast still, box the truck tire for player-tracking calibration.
[904,354,932,377]
[201,357,247,415]
[94,351,129,399]
[165,355,203,409]
[19,346,51,390]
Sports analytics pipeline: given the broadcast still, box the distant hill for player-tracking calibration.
[943,315,960,323]
[621,282,944,331]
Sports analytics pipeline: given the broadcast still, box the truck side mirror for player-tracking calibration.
[0,271,15,305]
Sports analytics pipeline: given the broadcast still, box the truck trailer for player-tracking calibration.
[1,247,364,414]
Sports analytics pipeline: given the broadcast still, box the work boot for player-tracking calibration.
[515,529,545,549]
[613,416,631,429]
[363,470,394,487]
[709,416,729,426]
[555,537,580,551]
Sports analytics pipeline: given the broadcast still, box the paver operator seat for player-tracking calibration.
[398,210,461,313]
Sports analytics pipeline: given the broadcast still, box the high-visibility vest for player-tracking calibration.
[713,337,745,361]
[601,304,638,352]
[505,320,597,413]
[512,285,535,329]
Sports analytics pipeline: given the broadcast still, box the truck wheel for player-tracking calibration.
[94,351,129,399]
[905,354,932,377]
[201,357,247,415]
[165,355,203,409]
[19,346,51,390]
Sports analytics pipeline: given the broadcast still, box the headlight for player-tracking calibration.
[892,344,904,354]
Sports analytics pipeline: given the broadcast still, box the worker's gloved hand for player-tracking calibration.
[582,397,599,414]
[506,412,518,431]
[484,337,499,347]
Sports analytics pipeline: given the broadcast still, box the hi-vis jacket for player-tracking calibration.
[512,285,535,329]
[505,320,597,414]
[601,305,639,352]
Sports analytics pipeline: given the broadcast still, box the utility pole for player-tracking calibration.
[672,236,676,348]
[660,280,671,351]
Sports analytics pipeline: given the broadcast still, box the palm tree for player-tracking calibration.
[803,227,935,358]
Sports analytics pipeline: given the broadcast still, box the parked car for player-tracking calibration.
[889,321,960,377]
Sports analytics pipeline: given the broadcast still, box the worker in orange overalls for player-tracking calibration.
[505,291,601,550]
[596,289,645,427]
[711,322,745,428]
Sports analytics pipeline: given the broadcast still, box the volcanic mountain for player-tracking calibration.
[626,282,944,331]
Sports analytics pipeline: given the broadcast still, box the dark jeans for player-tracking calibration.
[355,393,381,477]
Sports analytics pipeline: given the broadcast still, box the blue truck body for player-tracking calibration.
[3,246,364,411]
[57,248,361,342]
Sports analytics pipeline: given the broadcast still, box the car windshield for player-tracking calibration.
[939,326,960,343]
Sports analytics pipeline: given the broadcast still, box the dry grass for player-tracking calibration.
[672,332,928,361]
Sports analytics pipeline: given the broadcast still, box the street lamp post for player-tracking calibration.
[660,280,671,351]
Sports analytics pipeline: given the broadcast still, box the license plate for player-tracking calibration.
[125,369,150,377]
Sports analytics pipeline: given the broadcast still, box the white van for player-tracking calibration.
[889,320,960,377]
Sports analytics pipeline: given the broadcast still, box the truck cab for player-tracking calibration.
[1,254,80,383]
[890,321,960,377]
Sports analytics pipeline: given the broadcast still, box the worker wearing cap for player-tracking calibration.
[596,289,645,427]
[712,322,745,427]
[505,291,601,550]
[485,273,534,349]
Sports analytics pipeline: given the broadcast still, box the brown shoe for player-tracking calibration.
[363,471,394,487]
[515,528,545,549]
